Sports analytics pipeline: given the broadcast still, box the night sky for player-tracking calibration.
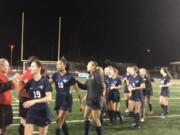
[1,0,180,67]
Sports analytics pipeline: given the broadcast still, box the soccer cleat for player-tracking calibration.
[132,124,141,129]
[125,109,129,113]
[160,113,165,119]
[140,118,144,122]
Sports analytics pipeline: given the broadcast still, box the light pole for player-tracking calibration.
[10,45,15,66]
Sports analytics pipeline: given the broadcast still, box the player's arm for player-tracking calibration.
[160,82,171,88]
[0,80,13,93]
[73,83,82,103]
[76,80,88,90]
[23,92,52,108]
[129,83,145,91]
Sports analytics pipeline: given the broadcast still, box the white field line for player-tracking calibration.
[12,97,180,103]
[12,107,19,110]
[10,114,180,127]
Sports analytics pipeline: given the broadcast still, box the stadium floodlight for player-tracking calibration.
[9,44,15,66]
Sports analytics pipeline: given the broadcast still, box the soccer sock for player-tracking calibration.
[62,121,69,135]
[135,113,140,126]
[129,111,135,118]
[18,124,24,135]
[100,113,104,125]
[125,100,129,108]
[164,105,168,114]
[113,111,117,121]
[56,128,62,135]
[141,108,144,118]
[149,103,152,112]
[108,111,113,123]
[116,111,123,123]
[84,120,90,135]
[95,126,103,135]
[161,104,164,112]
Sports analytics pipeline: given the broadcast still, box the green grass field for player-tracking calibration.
[7,79,180,135]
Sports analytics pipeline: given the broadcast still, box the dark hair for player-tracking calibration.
[59,57,70,72]
[27,56,38,66]
[31,59,46,74]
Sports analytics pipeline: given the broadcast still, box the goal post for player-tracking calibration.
[20,12,62,62]
[22,60,57,74]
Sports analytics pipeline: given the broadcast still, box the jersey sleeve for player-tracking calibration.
[117,77,122,85]
[24,80,32,92]
[52,72,57,82]
[70,75,76,86]
[43,78,52,92]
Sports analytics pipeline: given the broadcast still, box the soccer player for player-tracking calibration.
[15,56,38,135]
[23,59,52,135]
[159,67,171,119]
[109,67,123,123]
[128,66,145,129]
[0,58,14,135]
[103,66,113,124]
[123,67,132,113]
[139,68,153,122]
[77,61,105,135]
[50,57,82,135]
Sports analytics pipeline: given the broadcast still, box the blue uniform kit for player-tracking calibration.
[124,75,133,93]
[129,75,144,102]
[108,77,121,102]
[25,76,52,127]
[142,76,153,97]
[160,75,170,97]
[52,72,76,112]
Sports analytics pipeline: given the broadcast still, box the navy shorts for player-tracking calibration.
[55,94,73,112]
[26,104,52,127]
[87,99,101,110]
[160,89,169,97]
[146,88,153,96]
[0,105,13,128]
[19,97,30,118]
[107,90,113,101]
[130,90,143,102]
[112,90,120,102]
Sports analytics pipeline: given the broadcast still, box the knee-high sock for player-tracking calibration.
[56,128,62,135]
[95,126,103,135]
[84,120,90,135]
[149,103,152,112]
[62,121,69,135]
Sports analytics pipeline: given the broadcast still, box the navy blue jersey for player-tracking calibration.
[124,74,133,92]
[130,75,144,90]
[104,75,110,87]
[109,76,122,90]
[25,77,52,100]
[129,75,144,101]
[161,75,170,90]
[143,76,153,90]
[52,72,76,95]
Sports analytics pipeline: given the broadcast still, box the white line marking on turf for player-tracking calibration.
[13,117,20,119]
[12,107,19,110]
[12,103,19,106]
[50,97,180,102]
[13,111,19,114]
[10,114,180,127]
